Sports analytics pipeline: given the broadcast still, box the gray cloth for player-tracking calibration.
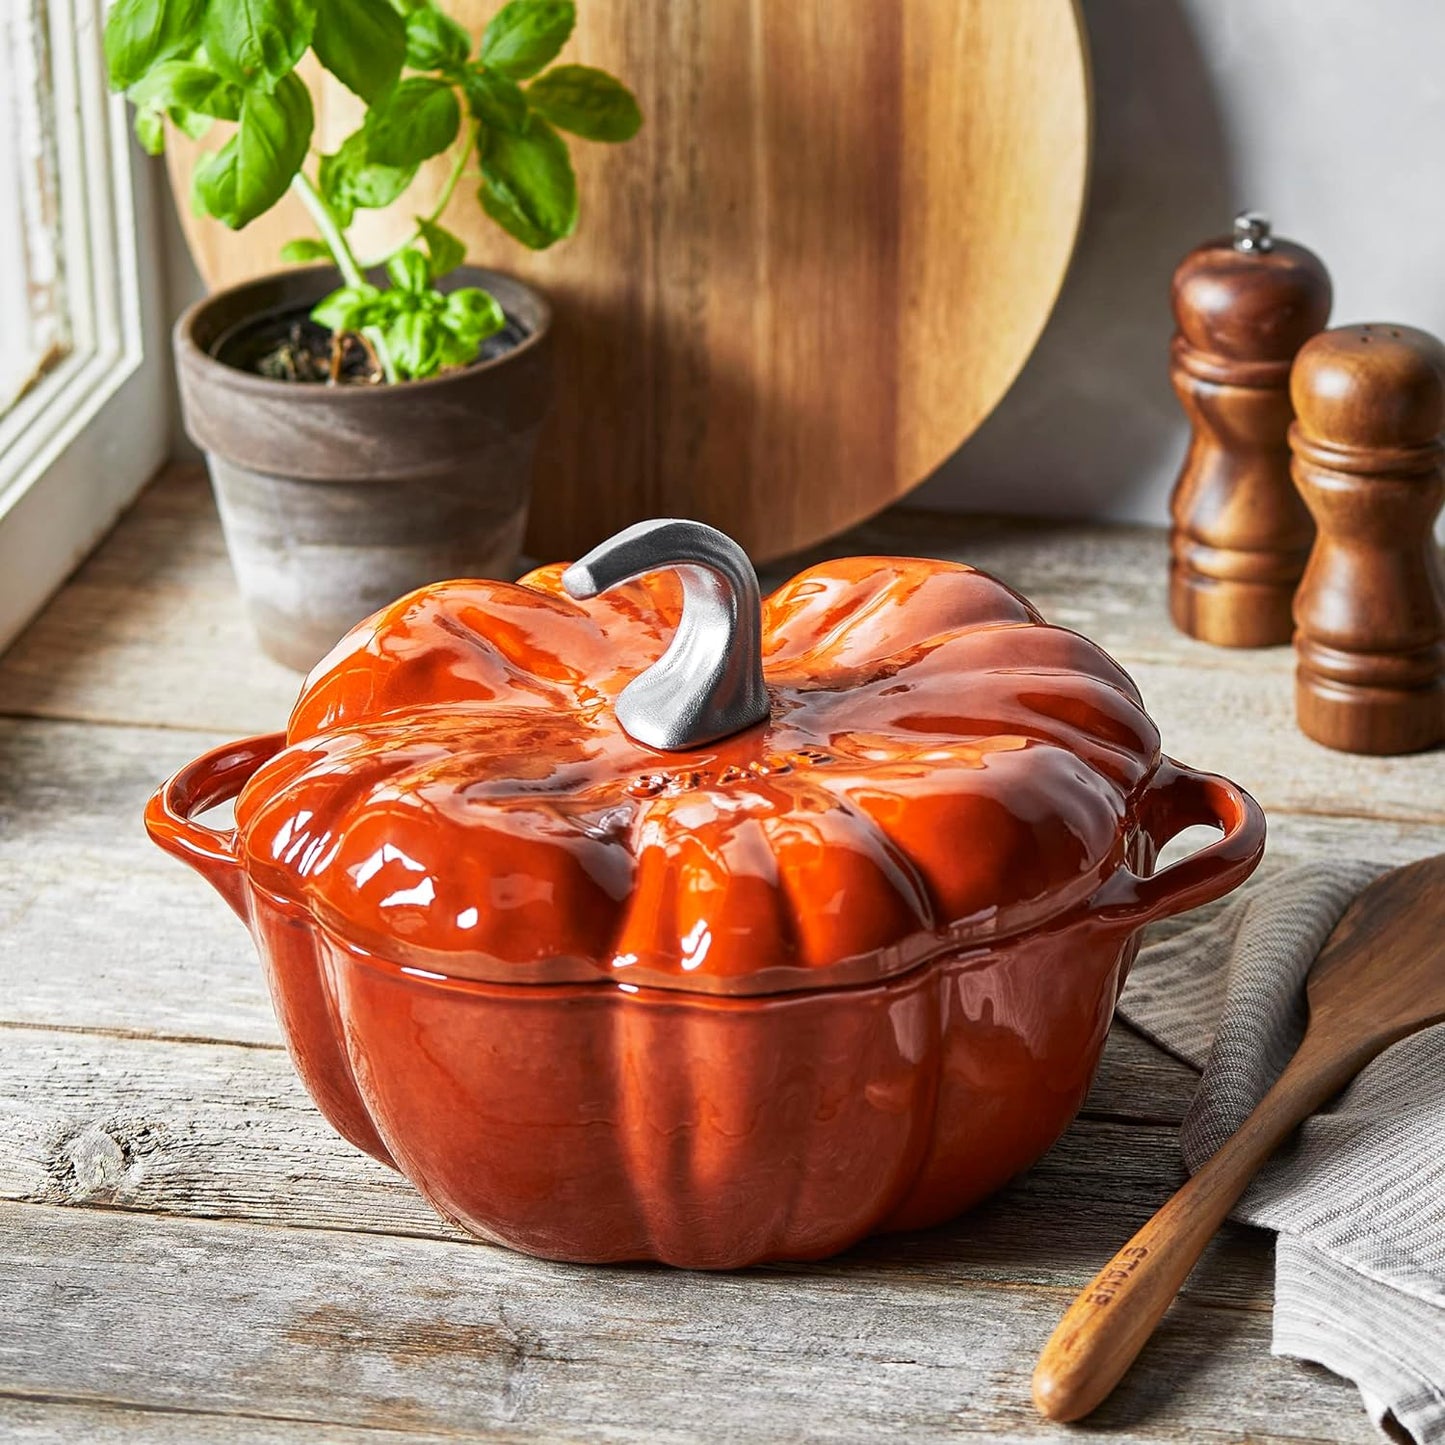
[1117,858,1445,1444]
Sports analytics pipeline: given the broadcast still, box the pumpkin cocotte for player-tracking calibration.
[148,546,1264,1268]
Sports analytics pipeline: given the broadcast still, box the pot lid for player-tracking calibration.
[236,521,1162,996]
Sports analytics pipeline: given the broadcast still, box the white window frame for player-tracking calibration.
[0,0,169,655]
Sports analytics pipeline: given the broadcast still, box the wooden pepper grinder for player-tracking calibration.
[1169,212,1332,646]
[1291,323,1445,755]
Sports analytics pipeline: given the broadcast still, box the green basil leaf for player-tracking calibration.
[128,60,242,120]
[365,77,461,166]
[479,0,574,80]
[526,64,640,142]
[319,128,416,230]
[280,237,335,263]
[462,64,526,134]
[343,139,416,209]
[416,217,466,277]
[386,247,431,294]
[480,115,576,249]
[203,0,316,90]
[192,145,237,221]
[387,308,443,379]
[442,286,504,344]
[348,159,418,208]
[479,179,545,249]
[168,105,214,140]
[312,283,383,333]
[317,156,356,230]
[134,107,167,155]
[405,6,472,72]
[436,331,476,369]
[104,0,205,91]
[312,0,405,102]
[194,72,313,229]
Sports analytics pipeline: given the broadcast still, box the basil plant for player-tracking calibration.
[106,0,641,381]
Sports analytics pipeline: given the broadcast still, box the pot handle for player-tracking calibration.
[1093,759,1266,929]
[144,733,286,922]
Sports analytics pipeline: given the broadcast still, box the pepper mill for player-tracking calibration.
[1169,212,1332,646]
[1290,323,1445,755]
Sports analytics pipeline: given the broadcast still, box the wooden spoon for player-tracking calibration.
[1032,854,1445,1422]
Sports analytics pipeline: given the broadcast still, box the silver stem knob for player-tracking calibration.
[1233,211,1274,253]
[562,519,771,751]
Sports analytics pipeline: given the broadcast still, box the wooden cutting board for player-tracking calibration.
[168,0,1091,563]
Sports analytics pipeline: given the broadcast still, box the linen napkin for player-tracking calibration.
[1117,858,1445,1444]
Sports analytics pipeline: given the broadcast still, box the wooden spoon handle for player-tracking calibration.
[1032,1039,1365,1422]
[1031,1148,1250,1421]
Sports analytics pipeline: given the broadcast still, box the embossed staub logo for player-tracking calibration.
[626,748,835,798]
[1086,1246,1150,1307]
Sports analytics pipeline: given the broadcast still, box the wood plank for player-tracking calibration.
[0,471,1277,733]
[1,712,1439,1064]
[0,1200,1372,1443]
[2,473,1442,834]
[0,466,1329,734]
[0,1388,1366,1445]
[0,1024,1276,1306]
[5,704,1435,874]
[10,475,1214,735]
[0,1397,493,1445]
[0,473,1158,732]
[4,715,1192,1112]
[0,469,300,736]
[0,718,278,1046]
[1131,659,1445,826]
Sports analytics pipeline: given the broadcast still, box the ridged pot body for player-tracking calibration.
[248,873,1146,1269]
[175,266,554,671]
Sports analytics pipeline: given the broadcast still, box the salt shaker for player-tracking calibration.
[1291,323,1445,755]
[1168,212,1332,646]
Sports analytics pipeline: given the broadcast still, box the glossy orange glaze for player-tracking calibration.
[145,553,1267,1268]
[308,903,1141,1267]
[236,558,1166,994]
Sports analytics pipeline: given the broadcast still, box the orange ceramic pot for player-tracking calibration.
[147,525,1265,1269]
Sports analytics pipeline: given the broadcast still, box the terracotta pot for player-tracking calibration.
[175,266,553,671]
[145,525,1267,1269]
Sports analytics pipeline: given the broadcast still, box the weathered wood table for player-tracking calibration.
[2,468,1440,1443]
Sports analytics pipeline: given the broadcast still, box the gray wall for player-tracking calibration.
[913,0,1445,524]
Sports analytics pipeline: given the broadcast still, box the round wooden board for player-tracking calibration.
[168,0,1091,563]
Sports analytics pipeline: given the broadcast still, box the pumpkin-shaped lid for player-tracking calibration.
[236,521,1162,996]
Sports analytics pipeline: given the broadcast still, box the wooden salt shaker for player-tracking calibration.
[1169,213,1332,646]
[1291,323,1445,755]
